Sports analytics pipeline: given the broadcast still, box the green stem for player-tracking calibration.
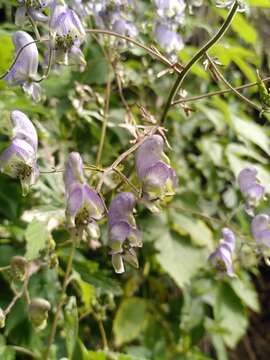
[96,69,112,166]
[44,240,76,360]
[205,53,261,112]
[160,1,239,124]
[172,76,270,105]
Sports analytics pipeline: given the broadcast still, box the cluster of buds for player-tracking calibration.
[64,152,104,243]
[0,110,39,195]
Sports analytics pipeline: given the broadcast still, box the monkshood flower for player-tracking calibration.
[0,110,39,196]
[135,135,178,201]
[209,228,236,277]
[93,0,132,30]
[69,0,93,18]
[154,23,184,59]
[237,167,265,215]
[108,192,142,273]
[4,31,41,102]
[15,0,53,26]
[155,0,186,24]
[49,3,86,65]
[64,152,104,233]
[215,0,246,11]
[112,19,138,37]
[251,214,270,247]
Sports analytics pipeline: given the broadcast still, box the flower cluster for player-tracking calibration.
[154,0,185,60]
[135,135,178,201]
[15,0,52,26]
[0,110,39,196]
[209,227,236,277]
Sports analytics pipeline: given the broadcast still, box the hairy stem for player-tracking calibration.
[160,1,239,124]
[44,240,76,360]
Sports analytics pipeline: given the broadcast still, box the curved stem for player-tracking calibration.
[44,240,76,360]
[86,29,180,73]
[172,76,270,105]
[205,53,261,112]
[160,1,239,124]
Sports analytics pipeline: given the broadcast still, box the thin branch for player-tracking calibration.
[93,314,108,350]
[12,345,39,359]
[205,53,261,112]
[44,240,76,360]
[160,1,239,123]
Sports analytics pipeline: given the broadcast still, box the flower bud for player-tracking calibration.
[28,298,51,331]
[10,256,27,282]
[0,308,5,328]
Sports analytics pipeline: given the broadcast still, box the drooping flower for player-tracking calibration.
[154,23,184,57]
[4,31,41,102]
[108,192,142,273]
[69,0,93,18]
[0,110,39,195]
[135,135,177,201]
[49,3,86,66]
[28,298,51,331]
[209,228,236,277]
[251,214,270,247]
[64,152,104,237]
[15,0,53,26]
[112,19,138,37]
[237,167,265,214]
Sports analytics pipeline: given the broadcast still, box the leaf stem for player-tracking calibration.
[160,1,239,124]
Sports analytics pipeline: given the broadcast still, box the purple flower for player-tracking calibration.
[49,4,86,66]
[251,214,270,247]
[4,31,41,102]
[15,0,53,26]
[209,228,236,277]
[112,19,138,37]
[69,0,93,18]
[135,135,178,201]
[0,110,39,195]
[108,192,142,273]
[154,23,184,57]
[237,167,265,212]
[155,0,186,23]
[64,152,104,230]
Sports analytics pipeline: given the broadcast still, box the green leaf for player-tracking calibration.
[25,219,49,261]
[170,212,213,248]
[0,335,15,360]
[230,274,260,312]
[214,283,248,348]
[113,297,148,346]
[64,296,78,359]
[155,231,208,288]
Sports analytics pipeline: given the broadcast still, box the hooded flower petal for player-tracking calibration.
[0,111,39,195]
[64,152,85,196]
[237,167,265,210]
[209,228,236,277]
[108,192,141,273]
[251,214,270,247]
[155,0,186,22]
[112,19,138,37]
[154,23,184,55]
[5,31,40,101]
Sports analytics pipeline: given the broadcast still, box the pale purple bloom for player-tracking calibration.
[5,31,41,102]
[237,167,265,212]
[15,0,53,26]
[251,214,270,247]
[69,0,93,17]
[49,4,86,65]
[112,19,138,37]
[154,23,184,56]
[108,192,142,273]
[0,110,39,195]
[155,0,186,23]
[209,228,236,277]
[135,135,178,201]
[64,152,104,229]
